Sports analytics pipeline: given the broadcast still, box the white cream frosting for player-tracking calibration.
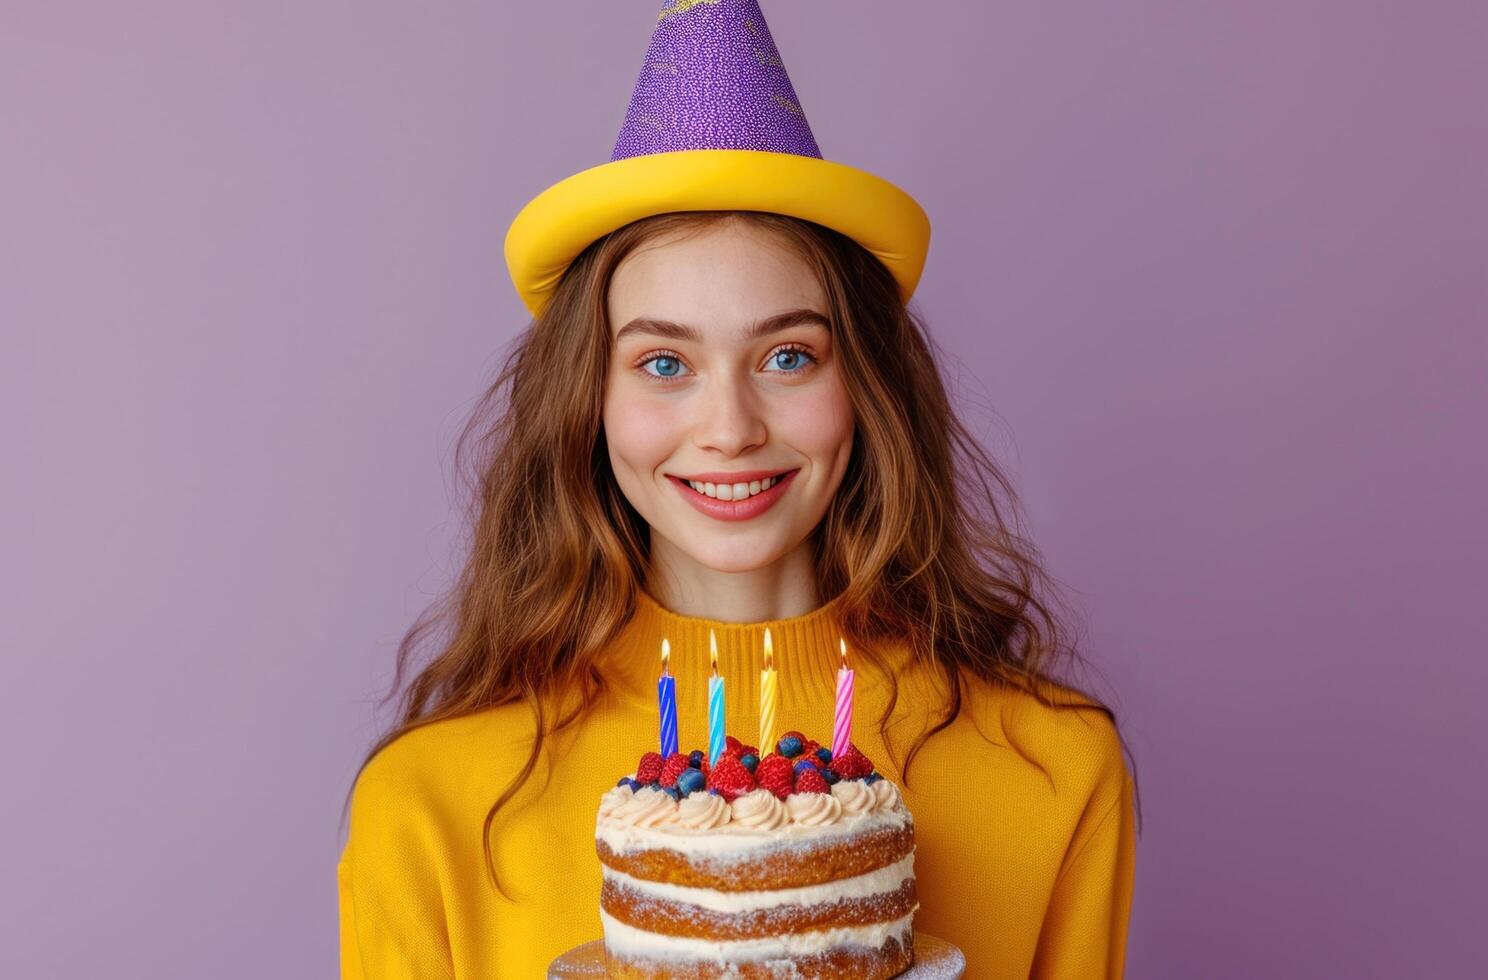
[785,790,843,826]
[598,783,635,820]
[598,805,911,861]
[603,851,915,914]
[830,779,876,816]
[597,774,912,858]
[665,790,731,830]
[728,788,789,830]
[870,778,901,811]
[609,786,675,828]
[602,777,902,827]
[599,907,917,962]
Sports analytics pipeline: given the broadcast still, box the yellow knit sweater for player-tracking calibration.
[338,588,1136,979]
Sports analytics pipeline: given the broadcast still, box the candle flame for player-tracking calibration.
[840,635,848,669]
[709,629,718,676]
[661,636,670,674]
[763,627,773,670]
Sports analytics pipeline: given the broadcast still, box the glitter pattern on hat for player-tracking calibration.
[611,0,823,161]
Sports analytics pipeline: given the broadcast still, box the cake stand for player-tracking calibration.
[547,933,965,978]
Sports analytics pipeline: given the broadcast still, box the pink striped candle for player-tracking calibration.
[832,636,855,758]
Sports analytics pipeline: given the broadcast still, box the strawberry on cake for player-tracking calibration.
[594,732,917,978]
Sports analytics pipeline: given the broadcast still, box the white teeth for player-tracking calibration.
[685,475,780,500]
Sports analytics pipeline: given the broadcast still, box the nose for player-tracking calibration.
[692,373,767,457]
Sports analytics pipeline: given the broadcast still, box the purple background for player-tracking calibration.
[4,2,1483,977]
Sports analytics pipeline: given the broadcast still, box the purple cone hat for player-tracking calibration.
[504,0,931,319]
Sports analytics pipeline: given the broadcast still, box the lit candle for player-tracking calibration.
[833,636,855,758]
[759,627,778,753]
[707,630,725,767]
[658,637,678,758]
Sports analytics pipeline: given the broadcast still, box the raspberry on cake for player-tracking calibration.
[594,734,917,978]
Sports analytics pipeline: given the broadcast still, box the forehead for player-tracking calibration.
[607,222,827,341]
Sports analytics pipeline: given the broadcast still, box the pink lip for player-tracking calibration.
[671,468,790,484]
[668,469,799,522]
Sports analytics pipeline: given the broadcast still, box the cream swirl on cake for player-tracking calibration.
[596,779,908,839]
[597,782,635,820]
[729,788,790,830]
[830,778,876,816]
[871,777,902,811]
[786,789,844,826]
[665,788,731,830]
[608,785,676,828]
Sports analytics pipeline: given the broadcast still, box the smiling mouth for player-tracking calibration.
[669,470,798,502]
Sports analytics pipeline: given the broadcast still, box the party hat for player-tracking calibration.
[504,0,930,319]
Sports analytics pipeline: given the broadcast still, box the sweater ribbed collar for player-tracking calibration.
[602,587,851,716]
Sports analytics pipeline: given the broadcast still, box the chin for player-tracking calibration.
[657,527,791,575]
[684,544,784,575]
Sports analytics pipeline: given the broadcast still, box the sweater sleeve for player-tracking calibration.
[1030,769,1138,979]
[338,767,455,980]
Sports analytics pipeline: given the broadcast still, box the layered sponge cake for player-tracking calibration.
[595,732,917,978]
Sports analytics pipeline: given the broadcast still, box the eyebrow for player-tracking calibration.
[614,308,830,344]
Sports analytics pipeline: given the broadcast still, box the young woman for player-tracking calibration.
[340,3,1139,976]
[337,209,1140,978]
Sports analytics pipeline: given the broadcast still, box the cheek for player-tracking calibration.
[603,390,680,473]
[775,382,855,461]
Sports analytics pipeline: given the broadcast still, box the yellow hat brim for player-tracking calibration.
[503,149,931,319]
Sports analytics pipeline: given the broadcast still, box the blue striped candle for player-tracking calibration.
[658,638,678,758]
[707,630,725,767]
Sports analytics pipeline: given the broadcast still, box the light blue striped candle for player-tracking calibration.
[707,675,725,767]
[707,630,725,767]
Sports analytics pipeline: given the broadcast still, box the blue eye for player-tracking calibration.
[634,344,817,384]
[763,344,817,374]
[641,354,688,379]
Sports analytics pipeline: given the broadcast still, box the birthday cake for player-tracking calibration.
[595,731,917,978]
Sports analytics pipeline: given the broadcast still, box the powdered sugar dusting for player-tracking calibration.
[547,934,965,978]
[603,852,914,913]
[599,908,914,961]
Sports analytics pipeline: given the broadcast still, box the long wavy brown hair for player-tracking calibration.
[342,209,1143,895]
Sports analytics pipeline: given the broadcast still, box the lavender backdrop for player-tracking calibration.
[4,2,1483,977]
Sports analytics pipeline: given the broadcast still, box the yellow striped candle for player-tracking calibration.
[759,627,778,753]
